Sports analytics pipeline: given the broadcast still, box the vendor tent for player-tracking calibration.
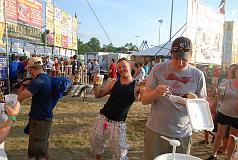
[132,42,172,57]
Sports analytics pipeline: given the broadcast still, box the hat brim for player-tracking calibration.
[172,52,191,61]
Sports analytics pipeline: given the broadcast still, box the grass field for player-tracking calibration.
[4,95,226,160]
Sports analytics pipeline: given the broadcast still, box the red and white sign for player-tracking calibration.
[5,0,42,28]
[6,0,17,21]
[16,0,42,28]
[0,0,4,22]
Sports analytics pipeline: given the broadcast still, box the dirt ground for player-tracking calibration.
[4,94,226,160]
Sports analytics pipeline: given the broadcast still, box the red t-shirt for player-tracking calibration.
[213,68,220,77]
[109,63,117,78]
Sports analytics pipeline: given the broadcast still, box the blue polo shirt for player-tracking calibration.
[27,73,53,120]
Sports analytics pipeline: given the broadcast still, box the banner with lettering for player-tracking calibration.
[54,7,62,47]
[46,3,54,45]
[61,11,68,48]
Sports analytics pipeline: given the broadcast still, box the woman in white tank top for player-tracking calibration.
[208,64,238,160]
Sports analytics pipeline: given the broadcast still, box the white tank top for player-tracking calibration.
[219,80,238,118]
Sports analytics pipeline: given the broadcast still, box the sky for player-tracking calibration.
[55,0,238,47]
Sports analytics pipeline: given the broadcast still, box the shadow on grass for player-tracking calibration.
[5,145,144,160]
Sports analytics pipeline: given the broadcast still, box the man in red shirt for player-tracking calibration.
[108,58,117,79]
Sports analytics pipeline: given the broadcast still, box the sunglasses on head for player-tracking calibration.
[171,47,191,53]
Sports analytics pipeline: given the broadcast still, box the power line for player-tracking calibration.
[86,0,113,45]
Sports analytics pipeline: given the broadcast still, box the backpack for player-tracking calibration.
[51,77,72,108]
[24,76,72,135]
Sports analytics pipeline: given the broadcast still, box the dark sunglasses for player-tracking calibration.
[171,47,191,53]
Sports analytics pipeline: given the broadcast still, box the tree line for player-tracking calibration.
[77,37,138,54]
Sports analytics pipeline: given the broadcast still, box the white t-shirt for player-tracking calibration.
[145,61,207,138]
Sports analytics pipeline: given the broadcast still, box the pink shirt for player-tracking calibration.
[207,97,217,120]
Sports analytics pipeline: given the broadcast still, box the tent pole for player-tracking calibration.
[4,0,10,94]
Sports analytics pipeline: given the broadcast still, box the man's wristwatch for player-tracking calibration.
[8,116,17,122]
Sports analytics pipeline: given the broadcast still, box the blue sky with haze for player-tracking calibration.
[56,0,238,47]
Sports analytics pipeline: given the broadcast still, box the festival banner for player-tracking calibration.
[6,21,42,42]
[72,17,78,50]
[53,47,60,56]
[45,46,52,55]
[16,0,43,28]
[54,7,62,47]
[46,3,54,45]
[35,45,44,55]
[186,0,224,65]
[66,49,72,57]
[61,11,68,48]
[46,0,53,4]
[60,48,66,56]
[0,0,4,23]
[6,0,17,21]
[0,23,4,46]
[24,42,36,54]
[67,16,73,49]
[0,56,7,80]
[0,56,9,94]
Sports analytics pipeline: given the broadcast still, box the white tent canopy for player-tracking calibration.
[132,42,172,57]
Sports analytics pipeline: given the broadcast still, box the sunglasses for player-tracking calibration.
[171,47,191,53]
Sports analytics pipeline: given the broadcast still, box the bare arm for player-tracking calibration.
[0,101,20,143]
[0,121,14,144]
[141,85,169,105]
[94,79,116,98]
[17,86,33,103]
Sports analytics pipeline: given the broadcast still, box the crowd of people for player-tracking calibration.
[2,36,238,160]
[9,54,86,88]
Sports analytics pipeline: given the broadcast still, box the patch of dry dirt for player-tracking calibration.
[5,95,226,160]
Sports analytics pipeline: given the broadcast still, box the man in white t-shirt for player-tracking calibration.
[141,37,207,160]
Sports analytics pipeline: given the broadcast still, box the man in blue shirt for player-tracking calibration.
[9,56,19,86]
[17,57,53,160]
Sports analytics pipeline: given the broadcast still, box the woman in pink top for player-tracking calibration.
[200,86,217,145]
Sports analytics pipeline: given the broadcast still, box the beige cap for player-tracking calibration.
[26,57,43,68]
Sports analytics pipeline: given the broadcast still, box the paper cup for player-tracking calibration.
[97,75,104,85]
[5,94,18,106]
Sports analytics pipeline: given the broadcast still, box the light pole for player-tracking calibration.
[158,19,163,46]
[169,0,174,41]
[135,35,140,49]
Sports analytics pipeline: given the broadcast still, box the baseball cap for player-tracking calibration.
[26,57,43,68]
[171,37,192,60]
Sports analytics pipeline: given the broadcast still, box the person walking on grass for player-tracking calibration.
[17,57,53,160]
[90,58,141,160]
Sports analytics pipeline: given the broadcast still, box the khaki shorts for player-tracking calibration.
[142,127,192,160]
[28,119,52,159]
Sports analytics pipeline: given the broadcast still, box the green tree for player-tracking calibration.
[124,42,138,51]
[101,43,115,52]
[77,39,93,54]
[115,46,127,53]
[87,37,101,52]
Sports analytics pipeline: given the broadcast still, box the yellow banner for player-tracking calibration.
[73,37,77,50]
[54,21,61,47]
[0,23,5,46]
[46,3,54,31]
[72,17,78,50]
[54,7,62,47]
